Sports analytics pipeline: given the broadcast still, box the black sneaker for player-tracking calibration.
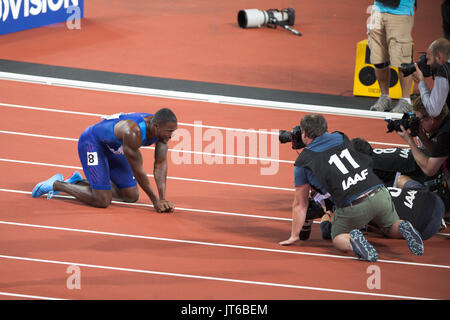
[349,229,379,262]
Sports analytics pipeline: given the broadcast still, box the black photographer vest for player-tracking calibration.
[371,148,420,183]
[294,133,382,208]
[435,61,450,108]
[388,186,440,239]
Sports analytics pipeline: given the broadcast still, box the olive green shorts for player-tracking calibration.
[331,187,399,240]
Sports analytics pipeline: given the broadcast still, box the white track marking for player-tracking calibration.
[0,187,291,221]
[0,102,408,147]
[0,157,295,192]
[0,291,66,300]
[0,254,436,300]
[0,160,448,236]
[0,72,405,119]
[0,129,290,164]
[0,218,449,269]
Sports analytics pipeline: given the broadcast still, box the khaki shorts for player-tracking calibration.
[368,12,414,68]
[331,187,400,239]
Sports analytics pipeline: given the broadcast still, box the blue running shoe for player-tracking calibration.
[349,229,379,262]
[32,174,63,199]
[52,171,84,197]
[65,171,84,184]
[399,221,424,256]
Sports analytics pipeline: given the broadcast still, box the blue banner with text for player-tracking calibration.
[0,0,84,35]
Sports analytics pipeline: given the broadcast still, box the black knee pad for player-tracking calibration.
[374,61,391,69]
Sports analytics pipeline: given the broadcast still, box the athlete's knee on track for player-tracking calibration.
[92,190,112,208]
[121,193,139,203]
[119,187,139,203]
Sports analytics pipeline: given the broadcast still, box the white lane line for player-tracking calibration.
[0,158,295,192]
[0,291,66,300]
[0,102,408,147]
[0,254,435,300]
[0,188,291,221]
[0,129,291,164]
[3,186,449,237]
[0,73,405,119]
[0,219,449,270]
[0,292,67,300]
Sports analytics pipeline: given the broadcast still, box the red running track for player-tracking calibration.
[0,80,449,301]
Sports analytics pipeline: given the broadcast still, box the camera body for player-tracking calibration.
[424,173,448,196]
[385,112,420,137]
[400,54,433,77]
[279,125,306,149]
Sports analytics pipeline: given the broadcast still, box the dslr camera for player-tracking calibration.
[400,54,433,77]
[279,125,306,149]
[385,112,420,137]
[424,173,448,196]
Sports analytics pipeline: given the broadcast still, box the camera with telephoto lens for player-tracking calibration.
[237,8,302,36]
[400,54,433,77]
[238,8,295,28]
[279,125,306,149]
[385,112,420,137]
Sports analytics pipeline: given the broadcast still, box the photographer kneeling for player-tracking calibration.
[279,114,424,262]
[396,97,450,208]
[320,178,445,241]
[411,38,450,116]
[351,137,424,187]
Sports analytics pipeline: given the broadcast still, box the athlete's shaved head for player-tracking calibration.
[152,108,177,125]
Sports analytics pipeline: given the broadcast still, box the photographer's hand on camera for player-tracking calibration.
[411,63,425,83]
[396,124,414,144]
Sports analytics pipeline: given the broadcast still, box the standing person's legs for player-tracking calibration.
[368,12,393,111]
[385,13,415,113]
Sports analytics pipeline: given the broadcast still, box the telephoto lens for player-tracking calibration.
[237,8,294,28]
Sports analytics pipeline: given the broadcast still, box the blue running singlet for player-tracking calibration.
[78,112,158,190]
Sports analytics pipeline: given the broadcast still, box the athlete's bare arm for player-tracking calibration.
[116,120,163,211]
[153,141,175,212]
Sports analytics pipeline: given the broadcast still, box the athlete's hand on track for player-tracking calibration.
[154,200,175,213]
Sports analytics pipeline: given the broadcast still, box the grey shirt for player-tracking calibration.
[418,60,450,117]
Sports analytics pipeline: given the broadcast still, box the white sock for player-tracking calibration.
[381,94,390,99]
[401,97,411,104]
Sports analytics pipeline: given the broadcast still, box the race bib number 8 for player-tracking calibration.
[87,152,98,166]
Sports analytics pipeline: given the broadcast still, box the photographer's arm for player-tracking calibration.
[279,184,309,246]
[416,126,435,154]
[414,64,448,118]
[397,127,447,176]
